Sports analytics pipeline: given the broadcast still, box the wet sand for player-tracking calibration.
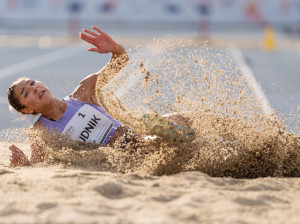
[0,141,299,224]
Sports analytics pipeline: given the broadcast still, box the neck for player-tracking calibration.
[41,98,67,121]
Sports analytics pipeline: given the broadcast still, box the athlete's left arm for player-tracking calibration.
[79,26,129,89]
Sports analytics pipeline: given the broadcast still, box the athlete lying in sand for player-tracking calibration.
[7,26,195,167]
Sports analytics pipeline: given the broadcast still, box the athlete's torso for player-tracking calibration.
[38,96,121,145]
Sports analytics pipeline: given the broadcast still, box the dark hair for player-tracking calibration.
[7,84,26,114]
[8,78,38,115]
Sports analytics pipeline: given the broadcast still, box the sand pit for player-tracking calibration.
[2,38,299,223]
[0,141,300,224]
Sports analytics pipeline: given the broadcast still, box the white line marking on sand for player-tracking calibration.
[229,46,273,116]
[0,46,81,80]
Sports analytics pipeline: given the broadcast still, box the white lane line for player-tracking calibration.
[229,46,273,116]
[0,46,82,80]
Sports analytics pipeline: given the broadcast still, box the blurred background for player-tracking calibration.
[1,0,300,38]
[0,0,299,139]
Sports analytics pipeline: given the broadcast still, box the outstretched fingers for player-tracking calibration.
[80,32,95,41]
[88,48,98,52]
[79,33,95,45]
[92,26,105,35]
[82,29,98,37]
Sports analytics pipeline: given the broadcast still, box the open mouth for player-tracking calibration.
[39,90,45,99]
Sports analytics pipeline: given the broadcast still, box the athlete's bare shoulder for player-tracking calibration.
[32,119,45,130]
[69,74,99,105]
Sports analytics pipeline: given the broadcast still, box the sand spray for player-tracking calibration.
[18,38,300,177]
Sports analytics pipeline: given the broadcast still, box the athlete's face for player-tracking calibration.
[13,78,53,114]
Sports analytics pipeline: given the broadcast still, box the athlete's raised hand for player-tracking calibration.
[79,26,118,54]
[79,26,128,89]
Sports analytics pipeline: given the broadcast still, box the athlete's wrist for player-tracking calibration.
[111,43,126,55]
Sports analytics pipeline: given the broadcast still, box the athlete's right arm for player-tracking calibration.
[72,27,129,105]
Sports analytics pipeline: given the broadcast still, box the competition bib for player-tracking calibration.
[62,104,114,144]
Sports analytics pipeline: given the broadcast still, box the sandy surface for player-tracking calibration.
[0,141,299,224]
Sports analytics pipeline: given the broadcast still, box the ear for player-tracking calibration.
[21,107,34,114]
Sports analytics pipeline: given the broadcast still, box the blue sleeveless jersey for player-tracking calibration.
[38,96,121,145]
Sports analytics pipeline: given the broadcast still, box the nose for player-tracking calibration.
[29,86,39,93]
